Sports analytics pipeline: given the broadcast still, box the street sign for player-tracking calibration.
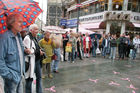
[76,4,82,7]
[67,19,77,28]
[60,19,67,26]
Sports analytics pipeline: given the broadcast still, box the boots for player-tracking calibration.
[48,74,53,79]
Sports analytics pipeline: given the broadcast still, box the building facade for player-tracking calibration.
[65,0,140,35]
[47,0,63,26]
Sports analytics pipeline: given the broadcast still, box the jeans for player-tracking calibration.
[109,47,116,59]
[132,48,137,59]
[26,60,42,93]
[63,45,66,61]
[68,47,75,61]
[4,78,23,93]
[25,78,33,93]
[92,46,97,57]
[35,60,42,93]
[102,47,108,57]
[52,48,61,71]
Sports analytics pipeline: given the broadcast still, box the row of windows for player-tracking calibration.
[47,5,62,26]
[70,0,140,18]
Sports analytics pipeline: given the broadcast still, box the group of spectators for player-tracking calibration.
[0,13,140,93]
[62,31,140,62]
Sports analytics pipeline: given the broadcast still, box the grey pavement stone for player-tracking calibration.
[42,55,140,93]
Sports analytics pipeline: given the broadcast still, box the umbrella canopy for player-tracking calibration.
[0,0,42,34]
[90,33,102,39]
[69,27,95,34]
[42,26,66,34]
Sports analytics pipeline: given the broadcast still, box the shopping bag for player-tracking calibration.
[65,43,72,52]
[96,48,101,54]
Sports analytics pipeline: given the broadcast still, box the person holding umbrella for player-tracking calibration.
[0,13,27,93]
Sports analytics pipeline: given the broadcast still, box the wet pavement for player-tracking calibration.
[42,54,140,93]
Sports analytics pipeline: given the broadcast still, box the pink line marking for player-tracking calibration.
[121,78,131,82]
[132,90,136,93]
[89,79,98,83]
[45,86,56,92]
[127,84,138,90]
[109,81,120,86]
[113,71,120,75]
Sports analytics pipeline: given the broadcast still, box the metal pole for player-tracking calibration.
[76,0,80,33]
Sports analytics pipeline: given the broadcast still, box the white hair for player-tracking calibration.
[29,24,38,32]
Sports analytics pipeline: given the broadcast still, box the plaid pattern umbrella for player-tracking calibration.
[0,0,42,34]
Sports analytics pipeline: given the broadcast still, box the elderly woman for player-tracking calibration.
[39,31,56,78]
[23,24,43,93]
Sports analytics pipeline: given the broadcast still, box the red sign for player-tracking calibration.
[76,4,82,7]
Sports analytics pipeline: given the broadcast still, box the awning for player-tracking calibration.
[80,22,101,29]
[133,23,140,28]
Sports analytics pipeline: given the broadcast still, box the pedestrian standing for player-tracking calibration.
[109,35,117,60]
[83,33,92,58]
[132,35,140,59]
[125,35,131,57]
[69,33,77,63]
[91,35,99,57]
[62,32,69,61]
[118,33,127,60]
[0,13,25,93]
[39,31,56,79]
[23,24,43,93]
[51,34,63,73]
[76,34,83,60]
[102,35,109,58]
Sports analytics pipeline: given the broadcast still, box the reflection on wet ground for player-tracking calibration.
[43,56,140,93]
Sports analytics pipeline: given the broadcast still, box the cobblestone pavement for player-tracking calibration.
[42,54,140,93]
[0,54,140,93]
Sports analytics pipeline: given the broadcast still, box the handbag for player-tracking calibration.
[65,43,72,52]
[96,48,101,54]
[51,54,57,60]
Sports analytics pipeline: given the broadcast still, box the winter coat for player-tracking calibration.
[23,34,36,79]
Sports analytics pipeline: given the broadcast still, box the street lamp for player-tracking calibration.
[76,0,81,33]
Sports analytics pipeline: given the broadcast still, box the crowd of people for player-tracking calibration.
[62,31,140,62]
[0,13,140,93]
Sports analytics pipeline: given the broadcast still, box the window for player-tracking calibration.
[132,0,138,12]
[127,2,132,10]
[95,3,100,13]
[112,0,123,10]
[104,3,108,10]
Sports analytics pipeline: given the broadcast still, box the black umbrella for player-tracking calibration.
[89,33,102,39]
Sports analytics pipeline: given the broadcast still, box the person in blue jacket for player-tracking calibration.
[0,13,29,93]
